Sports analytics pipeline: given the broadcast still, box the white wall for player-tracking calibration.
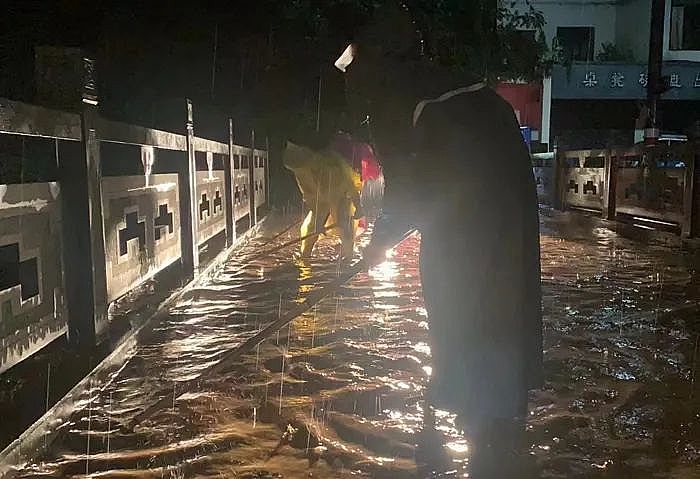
[540,76,553,146]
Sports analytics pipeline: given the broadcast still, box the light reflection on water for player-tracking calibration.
[8,212,700,478]
[369,260,400,283]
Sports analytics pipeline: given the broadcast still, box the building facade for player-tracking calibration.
[505,0,700,151]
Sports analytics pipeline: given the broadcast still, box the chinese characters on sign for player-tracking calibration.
[610,72,625,88]
[670,73,682,88]
[639,73,648,88]
[554,63,700,100]
[583,71,598,87]
[580,70,698,90]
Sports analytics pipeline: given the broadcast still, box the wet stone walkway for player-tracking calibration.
[5,209,700,478]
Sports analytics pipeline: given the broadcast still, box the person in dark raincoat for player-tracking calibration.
[334,3,543,475]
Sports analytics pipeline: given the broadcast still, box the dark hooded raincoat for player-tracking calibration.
[371,85,543,429]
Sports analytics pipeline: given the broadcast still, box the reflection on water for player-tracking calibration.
[6,211,700,478]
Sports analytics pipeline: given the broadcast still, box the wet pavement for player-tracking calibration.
[3,209,700,478]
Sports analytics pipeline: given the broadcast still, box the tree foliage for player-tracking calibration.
[5,0,549,148]
[496,2,550,81]
[406,0,548,82]
[245,0,550,143]
[596,42,635,62]
[4,0,551,204]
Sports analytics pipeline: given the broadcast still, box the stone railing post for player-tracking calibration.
[59,56,107,348]
[681,144,696,238]
[224,118,235,245]
[249,129,257,227]
[265,136,271,207]
[602,149,618,220]
[552,147,565,210]
[181,99,199,277]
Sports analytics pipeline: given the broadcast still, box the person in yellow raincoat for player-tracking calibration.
[282,141,363,259]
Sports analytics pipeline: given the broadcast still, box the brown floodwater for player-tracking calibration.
[3,209,700,478]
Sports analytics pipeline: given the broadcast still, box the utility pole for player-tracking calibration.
[645,0,667,145]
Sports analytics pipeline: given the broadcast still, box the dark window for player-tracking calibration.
[556,26,595,62]
[670,1,700,50]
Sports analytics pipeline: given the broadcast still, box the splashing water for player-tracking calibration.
[7,211,700,478]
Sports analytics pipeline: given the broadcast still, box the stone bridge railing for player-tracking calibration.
[533,143,699,235]
[0,98,269,373]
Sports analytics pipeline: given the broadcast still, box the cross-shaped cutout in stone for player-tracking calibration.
[154,203,173,241]
[0,243,39,301]
[199,193,211,221]
[119,211,146,256]
[242,184,248,200]
[567,179,579,193]
[583,180,597,195]
[234,185,241,205]
[213,190,222,214]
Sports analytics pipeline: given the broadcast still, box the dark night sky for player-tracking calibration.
[2,0,358,141]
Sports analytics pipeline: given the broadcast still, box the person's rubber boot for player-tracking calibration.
[469,419,531,478]
[494,420,538,478]
[415,402,453,472]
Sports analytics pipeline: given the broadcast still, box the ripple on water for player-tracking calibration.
[10,213,700,478]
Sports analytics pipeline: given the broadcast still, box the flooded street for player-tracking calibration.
[5,209,700,478]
